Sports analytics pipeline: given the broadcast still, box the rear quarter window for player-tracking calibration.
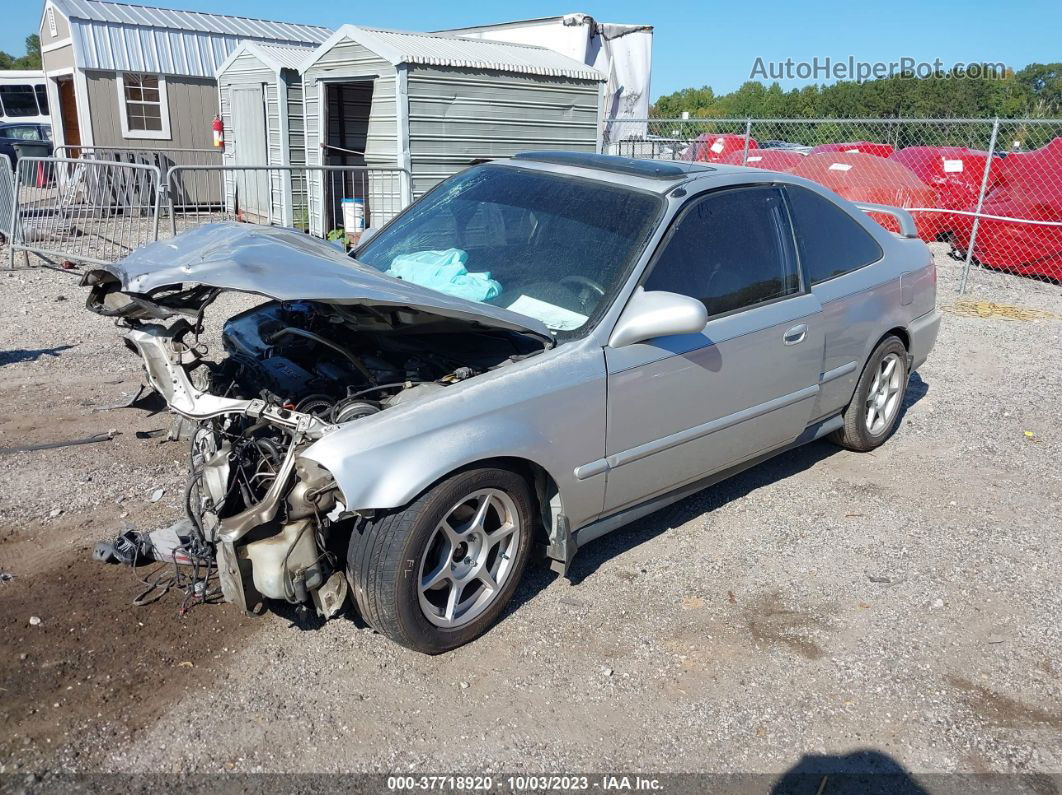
[785,185,883,285]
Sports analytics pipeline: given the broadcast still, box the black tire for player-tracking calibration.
[830,335,909,452]
[347,466,534,654]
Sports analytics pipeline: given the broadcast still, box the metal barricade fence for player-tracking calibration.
[0,153,14,241]
[7,156,162,268]
[604,117,1062,292]
[55,146,225,212]
[162,164,413,241]
[53,145,222,170]
[5,159,412,268]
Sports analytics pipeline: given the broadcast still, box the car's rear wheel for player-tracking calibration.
[830,335,909,452]
[347,467,533,654]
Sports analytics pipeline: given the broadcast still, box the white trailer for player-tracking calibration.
[440,13,652,145]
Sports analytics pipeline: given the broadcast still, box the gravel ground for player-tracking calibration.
[0,242,1060,785]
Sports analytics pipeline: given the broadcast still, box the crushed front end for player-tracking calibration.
[81,224,550,619]
[122,320,351,618]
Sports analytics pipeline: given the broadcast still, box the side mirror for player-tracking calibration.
[609,287,708,348]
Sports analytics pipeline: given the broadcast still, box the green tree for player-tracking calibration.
[1013,63,1061,116]
[653,85,716,117]
[22,34,42,69]
[650,61,1062,120]
[0,33,42,70]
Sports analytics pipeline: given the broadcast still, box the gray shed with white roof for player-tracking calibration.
[300,25,606,236]
[38,0,328,154]
[215,42,316,227]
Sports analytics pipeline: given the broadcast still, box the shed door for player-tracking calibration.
[57,77,80,155]
[231,85,270,221]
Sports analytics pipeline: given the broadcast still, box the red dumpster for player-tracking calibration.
[788,152,936,235]
[681,133,758,163]
[809,141,895,158]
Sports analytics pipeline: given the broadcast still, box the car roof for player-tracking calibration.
[512,151,713,180]
[505,151,773,194]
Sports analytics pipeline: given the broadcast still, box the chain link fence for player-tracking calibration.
[605,117,1062,291]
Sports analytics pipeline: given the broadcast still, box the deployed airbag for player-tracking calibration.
[386,249,502,302]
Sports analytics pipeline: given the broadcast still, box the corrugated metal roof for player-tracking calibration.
[216,41,316,76]
[254,43,317,71]
[52,0,329,77]
[308,25,605,82]
[53,0,329,41]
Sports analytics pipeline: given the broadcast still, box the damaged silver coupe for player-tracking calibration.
[86,153,940,653]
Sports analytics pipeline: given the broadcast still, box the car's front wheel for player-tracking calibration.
[830,335,909,452]
[347,466,534,653]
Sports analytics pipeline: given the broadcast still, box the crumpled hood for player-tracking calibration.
[93,222,553,342]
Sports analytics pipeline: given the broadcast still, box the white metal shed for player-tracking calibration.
[300,25,606,236]
[215,41,317,227]
[40,0,329,154]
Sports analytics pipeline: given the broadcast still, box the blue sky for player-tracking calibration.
[5,0,1059,99]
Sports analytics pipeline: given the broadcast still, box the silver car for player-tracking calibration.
[86,152,940,653]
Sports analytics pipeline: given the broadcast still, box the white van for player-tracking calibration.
[0,70,50,127]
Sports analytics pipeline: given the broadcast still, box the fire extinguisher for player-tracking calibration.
[212,115,224,149]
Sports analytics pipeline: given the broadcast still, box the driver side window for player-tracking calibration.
[644,186,800,318]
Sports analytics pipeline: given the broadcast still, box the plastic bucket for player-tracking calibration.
[341,197,365,235]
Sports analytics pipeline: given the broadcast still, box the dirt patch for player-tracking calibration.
[743,592,832,661]
[947,676,1062,729]
[0,549,261,770]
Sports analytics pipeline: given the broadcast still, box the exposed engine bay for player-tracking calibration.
[83,221,551,620]
[173,299,544,617]
[216,299,532,420]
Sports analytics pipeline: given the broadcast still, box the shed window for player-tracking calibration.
[117,73,171,140]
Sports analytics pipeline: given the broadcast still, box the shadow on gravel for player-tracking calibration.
[0,344,74,366]
[903,371,930,415]
[269,597,371,632]
[772,750,928,794]
[555,438,839,589]
[510,373,931,601]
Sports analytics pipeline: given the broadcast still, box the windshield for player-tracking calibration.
[355,165,664,334]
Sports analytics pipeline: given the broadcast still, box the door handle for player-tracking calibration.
[784,324,808,345]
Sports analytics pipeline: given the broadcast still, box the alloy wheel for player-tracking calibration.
[865,352,904,435]
[417,489,522,628]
